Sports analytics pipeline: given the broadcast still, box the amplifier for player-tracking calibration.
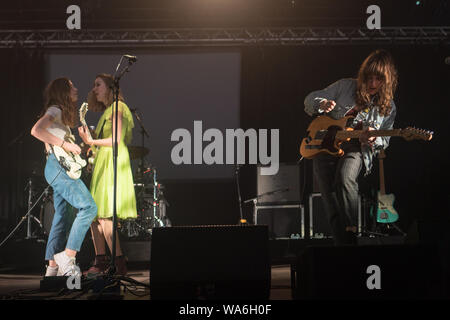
[256,163,302,205]
[254,204,304,239]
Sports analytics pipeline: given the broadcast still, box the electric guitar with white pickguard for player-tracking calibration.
[51,104,88,179]
[300,115,433,159]
[376,149,398,223]
[79,102,96,168]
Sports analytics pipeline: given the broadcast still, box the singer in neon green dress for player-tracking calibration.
[78,73,137,276]
[78,75,137,221]
[89,100,137,220]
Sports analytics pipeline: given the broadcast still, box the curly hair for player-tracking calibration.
[42,78,77,127]
[355,49,398,116]
[87,73,125,112]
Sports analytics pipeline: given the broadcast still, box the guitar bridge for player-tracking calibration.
[58,157,71,172]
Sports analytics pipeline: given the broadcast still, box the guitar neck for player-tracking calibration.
[336,129,402,140]
[80,119,93,141]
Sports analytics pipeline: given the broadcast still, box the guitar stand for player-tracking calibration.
[359,229,389,238]
[385,222,407,237]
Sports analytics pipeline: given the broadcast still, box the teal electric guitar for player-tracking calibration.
[376,149,398,223]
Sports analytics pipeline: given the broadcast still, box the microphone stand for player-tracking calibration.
[235,165,246,224]
[243,188,289,225]
[108,57,135,275]
[130,108,150,182]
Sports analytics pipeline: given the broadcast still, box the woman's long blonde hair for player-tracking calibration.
[87,73,125,112]
[356,49,398,116]
[42,78,77,127]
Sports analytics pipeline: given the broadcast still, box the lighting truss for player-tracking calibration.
[1,27,449,48]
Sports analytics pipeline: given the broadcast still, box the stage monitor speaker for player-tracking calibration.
[150,225,271,300]
[257,162,301,205]
[293,244,442,299]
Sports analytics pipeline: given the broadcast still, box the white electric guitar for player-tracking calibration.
[79,102,96,166]
[51,103,89,179]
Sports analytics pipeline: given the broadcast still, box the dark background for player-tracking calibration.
[0,0,449,241]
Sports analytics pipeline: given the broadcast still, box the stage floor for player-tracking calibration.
[0,265,292,300]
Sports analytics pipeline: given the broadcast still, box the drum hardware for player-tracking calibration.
[0,176,52,248]
[39,188,53,236]
[24,177,48,239]
[121,165,172,239]
[120,219,147,238]
[128,146,150,161]
[120,108,172,239]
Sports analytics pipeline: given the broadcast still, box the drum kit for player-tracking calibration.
[120,107,172,238]
[120,145,171,239]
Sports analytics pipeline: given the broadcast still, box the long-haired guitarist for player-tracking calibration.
[31,77,97,277]
[304,49,398,245]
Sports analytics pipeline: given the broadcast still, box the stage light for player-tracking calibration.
[416,1,421,5]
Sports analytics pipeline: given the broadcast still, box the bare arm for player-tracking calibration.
[31,114,81,154]
[79,111,123,147]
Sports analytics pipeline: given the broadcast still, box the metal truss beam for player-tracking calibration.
[1,27,449,48]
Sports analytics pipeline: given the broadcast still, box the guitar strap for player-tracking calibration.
[97,119,106,139]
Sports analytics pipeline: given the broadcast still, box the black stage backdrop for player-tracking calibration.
[0,48,46,237]
[0,45,449,239]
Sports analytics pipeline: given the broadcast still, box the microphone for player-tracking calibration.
[123,54,137,63]
[445,57,450,65]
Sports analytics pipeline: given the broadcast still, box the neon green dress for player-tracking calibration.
[90,101,137,220]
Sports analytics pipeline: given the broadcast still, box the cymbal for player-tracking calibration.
[128,146,149,160]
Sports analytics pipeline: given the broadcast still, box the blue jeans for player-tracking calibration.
[44,154,97,261]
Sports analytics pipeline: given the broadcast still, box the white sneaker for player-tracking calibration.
[45,265,59,277]
[54,251,81,277]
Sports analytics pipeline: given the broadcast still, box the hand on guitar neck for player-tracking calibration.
[359,127,377,146]
[78,102,95,147]
[78,126,94,146]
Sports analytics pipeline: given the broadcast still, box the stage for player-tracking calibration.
[1,0,449,306]
[1,235,448,300]
[0,264,292,300]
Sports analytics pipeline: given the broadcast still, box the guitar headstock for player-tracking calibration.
[79,102,88,124]
[401,127,433,141]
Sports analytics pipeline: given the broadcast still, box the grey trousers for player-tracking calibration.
[313,148,363,245]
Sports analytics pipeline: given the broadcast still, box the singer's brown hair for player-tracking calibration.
[87,73,125,112]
